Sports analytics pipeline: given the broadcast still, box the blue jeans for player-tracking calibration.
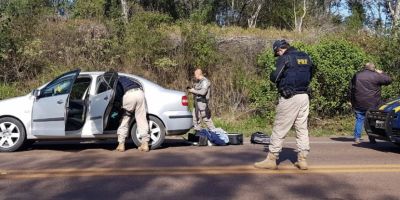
[354,110,366,139]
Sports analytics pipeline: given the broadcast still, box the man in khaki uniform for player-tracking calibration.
[115,76,150,152]
[254,40,314,170]
[188,69,215,131]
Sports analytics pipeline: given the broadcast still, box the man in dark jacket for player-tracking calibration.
[349,63,392,143]
[115,76,150,152]
[254,40,314,170]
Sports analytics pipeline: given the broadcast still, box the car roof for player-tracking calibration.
[79,71,104,76]
[79,71,161,89]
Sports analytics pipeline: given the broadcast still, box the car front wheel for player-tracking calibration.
[0,117,26,152]
[368,136,377,144]
[131,116,166,150]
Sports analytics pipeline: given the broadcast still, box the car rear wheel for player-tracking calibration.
[131,116,166,150]
[0,117,26,152]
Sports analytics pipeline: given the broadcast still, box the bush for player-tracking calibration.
[249,50,278,119]
[0,16,12,62]
[257,38,372,117]
[346,34,400,100]
[124,12,173,68]
[0,0,48,83]
[180,22,219,70]
[73,0,105,19]
[0,84,25,100]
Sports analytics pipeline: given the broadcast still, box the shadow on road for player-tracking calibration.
[26,138,193,152]
[353,141,400,154]
[27,141,129,152]
[330,137,355,142]
[330,136,400,153]
[276,148,297,164]
[259,145,300,165]
[158,138,193,149]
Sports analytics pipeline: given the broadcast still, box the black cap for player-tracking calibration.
[272,40,289,56]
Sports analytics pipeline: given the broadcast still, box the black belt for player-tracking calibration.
[196,98,208,103]
[126,87,141,92]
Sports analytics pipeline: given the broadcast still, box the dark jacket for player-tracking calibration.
[349,69,392,111]
[118,76,141,93]
[270,47,314,95]
[115,76,142,104]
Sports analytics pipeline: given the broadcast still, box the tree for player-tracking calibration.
[294,0,308,32]
[247,0,263,28]
[346,0,366,30]
[386,0,400,31]
[121,0,128,22]
[73,0,105,19]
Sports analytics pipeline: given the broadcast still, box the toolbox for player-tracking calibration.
[227,133,243,145]
[188,132,208,146]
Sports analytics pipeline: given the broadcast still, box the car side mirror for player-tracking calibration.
[32,89,41,98]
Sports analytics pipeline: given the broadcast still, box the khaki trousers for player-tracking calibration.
[117,89,149,143]
[269,94,310,156]
[193,101,215,131]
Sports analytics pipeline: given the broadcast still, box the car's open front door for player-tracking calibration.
[88,70,118,134]
[31,69,81,136]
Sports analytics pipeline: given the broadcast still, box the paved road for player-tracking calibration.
[1,137,400,200]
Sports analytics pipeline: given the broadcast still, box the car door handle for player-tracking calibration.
[57,100,64,104]
[104,96,109,101]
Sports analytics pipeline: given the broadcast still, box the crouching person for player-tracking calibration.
[115,76,150,152]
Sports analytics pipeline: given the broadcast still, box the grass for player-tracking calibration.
[214,116,272,136]
[0,83,27,100]
[211,115,355,137]
[166,23,327,44]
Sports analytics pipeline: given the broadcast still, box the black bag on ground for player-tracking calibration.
[198,134,208,146]
[228,133,243,145]
[188,132,198,142]
[187,132,208,146]
[250,132,270,145]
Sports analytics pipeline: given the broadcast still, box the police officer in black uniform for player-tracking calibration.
[255,40,314,170]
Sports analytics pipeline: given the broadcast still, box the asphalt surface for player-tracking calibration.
[1,137,400,200]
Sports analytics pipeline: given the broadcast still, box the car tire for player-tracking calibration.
[130,116,166,150]
[0,117,27,152]
[24,140,37,149]
[368,136,377,144]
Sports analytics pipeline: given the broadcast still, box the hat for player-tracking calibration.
[272,40,289,56]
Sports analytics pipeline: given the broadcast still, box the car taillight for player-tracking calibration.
[182,96,188,106]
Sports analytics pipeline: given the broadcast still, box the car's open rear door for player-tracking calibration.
[88,70,118,134]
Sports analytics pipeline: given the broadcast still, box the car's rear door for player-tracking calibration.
[31,69,81,136]
[88,71,118,134]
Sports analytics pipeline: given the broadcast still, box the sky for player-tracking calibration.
[336,1,390,28]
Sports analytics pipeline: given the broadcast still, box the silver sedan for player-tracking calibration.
[0,69,193,152]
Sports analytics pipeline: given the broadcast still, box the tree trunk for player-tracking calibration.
[121,0,128,23]
[247,2,262,28]
[387,0,400,30]
[294,0,307,32]
[298,0,307,32]
[294,1,297,30]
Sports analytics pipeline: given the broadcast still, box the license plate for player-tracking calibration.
[375,120,385,129]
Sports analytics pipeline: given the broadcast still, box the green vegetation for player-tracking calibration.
[257,38,373,117]
[1,0,400,136]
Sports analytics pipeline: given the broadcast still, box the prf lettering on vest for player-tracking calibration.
[297,59,308,65]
